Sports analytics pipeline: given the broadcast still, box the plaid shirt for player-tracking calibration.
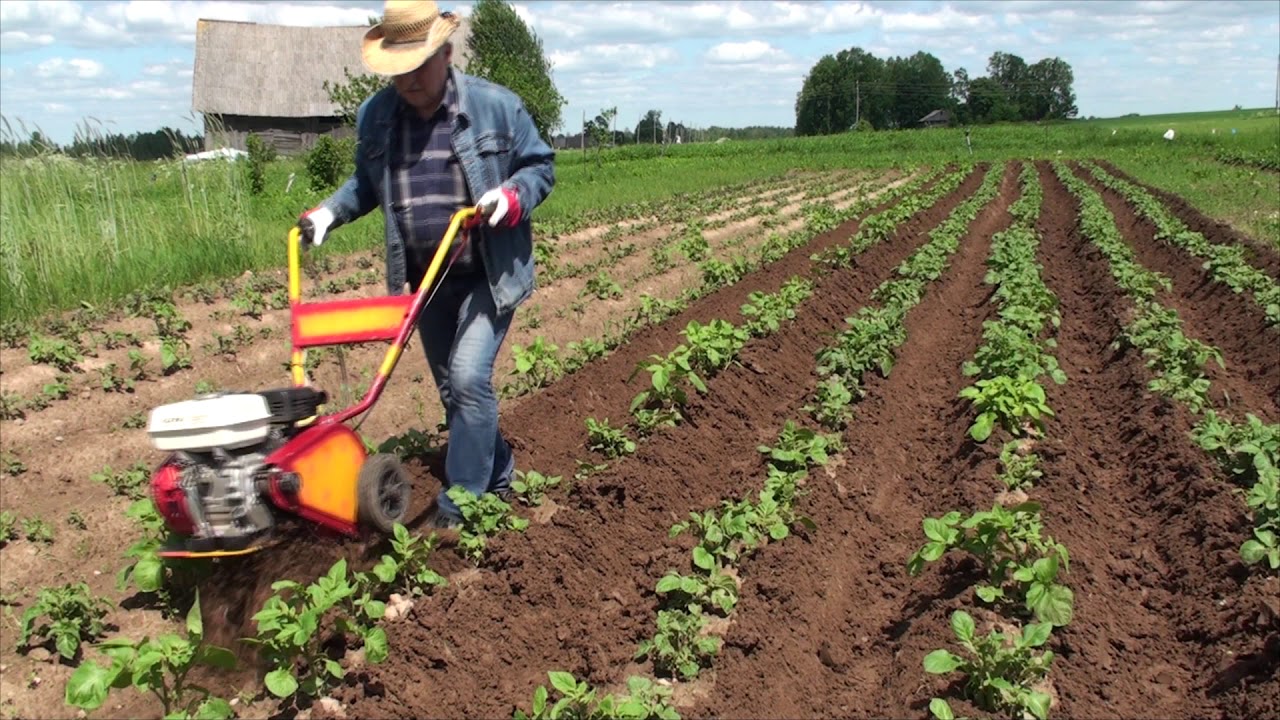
[391,75,477,286]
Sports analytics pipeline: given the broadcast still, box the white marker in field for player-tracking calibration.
[1163,129,1176,141]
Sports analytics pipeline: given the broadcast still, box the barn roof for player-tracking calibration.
[192,18,471,118]
[918,109,951,123]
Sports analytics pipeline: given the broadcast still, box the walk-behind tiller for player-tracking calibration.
[145,203,491,558]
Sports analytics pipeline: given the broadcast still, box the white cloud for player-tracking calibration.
[0,30,55,52]
[882,6,982,32]
[550,44,679,72]
[34,58,105,79]
[705,40,786,64]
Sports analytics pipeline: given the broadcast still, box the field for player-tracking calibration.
[0,118,1278,720]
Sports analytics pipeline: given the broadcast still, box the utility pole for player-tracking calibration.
[855,79,860,128]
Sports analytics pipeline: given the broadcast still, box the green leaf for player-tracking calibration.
[1026,689,1052,720]
[951,611,976,642]
[548,671,579,695]
[656,576,682,594]
[194,697,234,720]
[532,685,547,715]
[692,546,715,570]
[1021,621,1053,648]
[65,662,113,710]
[923,650,964,674]
[55,632,79,660]
[970,413,995,442]
[364,626,389,664]
[975,585,1003,603]
[131,555,165,592]
[928,698,955,720]
[186,592,204,637]
[1028,583,1075,627]
[1241,538,1268,565]
[199,645,237,670]
[324,658,344,679]
[265,668,298,698]
[922,518,951,542]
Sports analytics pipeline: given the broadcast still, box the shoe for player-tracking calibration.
[425,506,460,530]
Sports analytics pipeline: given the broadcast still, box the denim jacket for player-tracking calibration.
[320,67,556,315]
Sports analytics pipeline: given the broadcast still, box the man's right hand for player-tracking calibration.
[298,206,335,246]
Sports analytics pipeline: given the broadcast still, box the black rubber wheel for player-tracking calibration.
[357,453,410,534]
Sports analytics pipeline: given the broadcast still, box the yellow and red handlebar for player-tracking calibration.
[286,204,484,424]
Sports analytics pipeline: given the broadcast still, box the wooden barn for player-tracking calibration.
[191,18,471,155]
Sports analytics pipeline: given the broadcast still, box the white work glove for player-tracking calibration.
[298,206,335,246]
[477,187,520,228]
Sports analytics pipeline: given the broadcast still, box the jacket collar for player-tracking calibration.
[376,67,471,129]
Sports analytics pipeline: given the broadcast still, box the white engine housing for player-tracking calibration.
[147,394,273,452]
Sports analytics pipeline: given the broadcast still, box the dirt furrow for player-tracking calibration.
[1029,160,1277,719]
[1091,159,1280,279]
[697,162,1016,719]
[0,176,906,613]
[1069,163,1279,421]
[199,166,991,719]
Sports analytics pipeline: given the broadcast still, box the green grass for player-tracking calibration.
[3,111,1276,326]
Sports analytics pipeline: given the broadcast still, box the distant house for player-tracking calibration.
[918,109,952,128]
[191,18,471,155]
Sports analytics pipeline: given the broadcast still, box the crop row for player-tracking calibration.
[1079,161,1280,327]
[808,164,997,435]
[540,170,852,285]
[47,169,929,719]
[1052,161,1278,572]
[521,164,996,716]
[502,170,935,403]
[912,163,1071,720]
[0,172,880,432]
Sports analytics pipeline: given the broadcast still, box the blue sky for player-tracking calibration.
[1,0,1277,146]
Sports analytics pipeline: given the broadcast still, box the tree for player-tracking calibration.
[583,106,617,165]
[636,109,662,144]
[324,67,390,128]
[1026,57,1077,119]
[966,77,1018,123]
[466,0,566,140]
[795,54,854,135]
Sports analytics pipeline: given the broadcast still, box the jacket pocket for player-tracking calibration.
[475,132,513,156]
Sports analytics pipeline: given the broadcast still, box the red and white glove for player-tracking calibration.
[298,206,335,246]
[477,187,521,228]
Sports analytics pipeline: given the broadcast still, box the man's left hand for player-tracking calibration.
[478,187,521,228]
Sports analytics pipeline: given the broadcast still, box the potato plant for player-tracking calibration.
[924,610,1054,720]
[19,583,113,660]
[65,593,234,719]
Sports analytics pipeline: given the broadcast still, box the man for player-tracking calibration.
[298,0,555,528]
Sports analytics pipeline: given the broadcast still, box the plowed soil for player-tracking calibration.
[4,158,1277,720]
[1092,159,1280,280]
[1069,162,1279,420]
[221,165,987,719]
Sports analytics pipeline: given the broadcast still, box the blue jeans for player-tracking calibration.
[416,271,514,521]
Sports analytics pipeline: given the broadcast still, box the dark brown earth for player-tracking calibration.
[195,160,1279,720]
[6,158,1276,720]
[1069,162,1279,421]
[1029,160,1277,720]
[194,164,991,719]
[1092,158,1280,280]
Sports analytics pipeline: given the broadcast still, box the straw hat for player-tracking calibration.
[362,1,461,76]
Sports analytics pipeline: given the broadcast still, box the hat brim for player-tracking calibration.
[361,15,460,76]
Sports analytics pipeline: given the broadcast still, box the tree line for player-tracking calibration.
[795,48,1077,135]
[0,127,204,161]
